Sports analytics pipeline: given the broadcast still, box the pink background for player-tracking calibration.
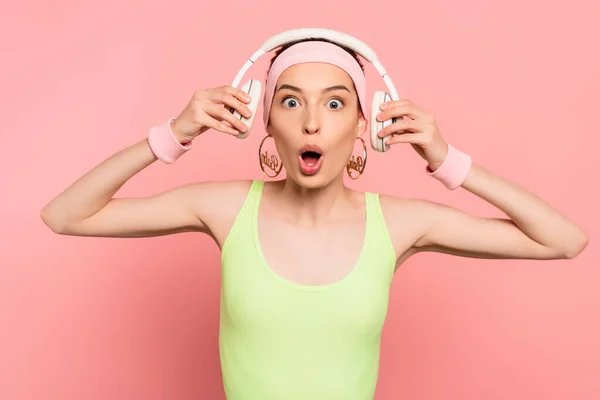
[1,1,599,399]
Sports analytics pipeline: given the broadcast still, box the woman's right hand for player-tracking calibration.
[170,86,253,143]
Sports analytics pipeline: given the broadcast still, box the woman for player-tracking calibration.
[41,37,589,399]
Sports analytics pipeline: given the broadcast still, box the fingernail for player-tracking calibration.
[380,102,388,110]
[377,112,384,120]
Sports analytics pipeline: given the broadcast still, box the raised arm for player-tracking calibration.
[409,164,588,259]
[375,98,588,261]
[41,86,253,238]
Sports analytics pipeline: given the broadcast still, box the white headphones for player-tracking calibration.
[230,28,399,152]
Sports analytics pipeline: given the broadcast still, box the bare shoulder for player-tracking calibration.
[377,193,439,262]
[186,179,253,202]
[185,179,254,247]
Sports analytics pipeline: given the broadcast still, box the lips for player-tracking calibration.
[298,144,323,175]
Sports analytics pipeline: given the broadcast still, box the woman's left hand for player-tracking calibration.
[376,99,448,172]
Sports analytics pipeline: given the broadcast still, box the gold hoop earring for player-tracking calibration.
[346,136,367,180]
[258,134,283,178]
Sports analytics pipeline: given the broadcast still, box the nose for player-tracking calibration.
[302,107,320,135]
[303,125,320,135]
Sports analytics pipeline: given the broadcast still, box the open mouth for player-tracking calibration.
[298,144,324,175]
[301,150,321,165]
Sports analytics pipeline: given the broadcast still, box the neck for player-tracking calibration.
[273,173,352,226]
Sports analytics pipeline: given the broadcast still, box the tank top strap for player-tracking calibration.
[221,180,264,256]
[365,192,390,237]
[239,179,263,214]
[364,191,396,279]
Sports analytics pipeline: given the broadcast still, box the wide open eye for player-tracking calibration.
[327,98,344,110]
[282,97,300,108]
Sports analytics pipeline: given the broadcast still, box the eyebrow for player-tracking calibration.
[275,84,351,94]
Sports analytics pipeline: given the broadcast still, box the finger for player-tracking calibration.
[220,85,252,104]
[376,108,420,122]
[384,132,423,146]
[377,101,429,121]
[201,116,240,136]
[378,118,428,137]
[197,108,241,136]
[210,91,253,119]
[380,99,427,114]
[203,103,249,134]
[204,103,249,134]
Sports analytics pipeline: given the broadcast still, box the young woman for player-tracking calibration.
[41,37,588,399]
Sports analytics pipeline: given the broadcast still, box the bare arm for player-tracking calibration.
[41,138,206,237]
[374,98,588,261]
[410,163,589,260]
[41,85,253,238]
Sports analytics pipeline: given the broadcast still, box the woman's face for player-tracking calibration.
[267,62,366,189]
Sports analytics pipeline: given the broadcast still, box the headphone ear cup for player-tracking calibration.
[370,91,395,152]
[233,79,262,139]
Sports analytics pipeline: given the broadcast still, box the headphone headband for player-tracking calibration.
[232,28,399,101]
[259,28,378,62]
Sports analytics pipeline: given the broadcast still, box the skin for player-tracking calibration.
[40,62,589,287]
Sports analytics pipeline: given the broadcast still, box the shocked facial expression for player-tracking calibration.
[266,62,367,188]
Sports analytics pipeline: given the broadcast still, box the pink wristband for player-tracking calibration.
[427,144,472,190]
[147,118,191,164]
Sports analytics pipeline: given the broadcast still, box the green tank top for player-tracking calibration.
[219,180,396,399]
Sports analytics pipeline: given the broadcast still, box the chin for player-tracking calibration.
[289,169,342,190]
[294,176,328,189]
